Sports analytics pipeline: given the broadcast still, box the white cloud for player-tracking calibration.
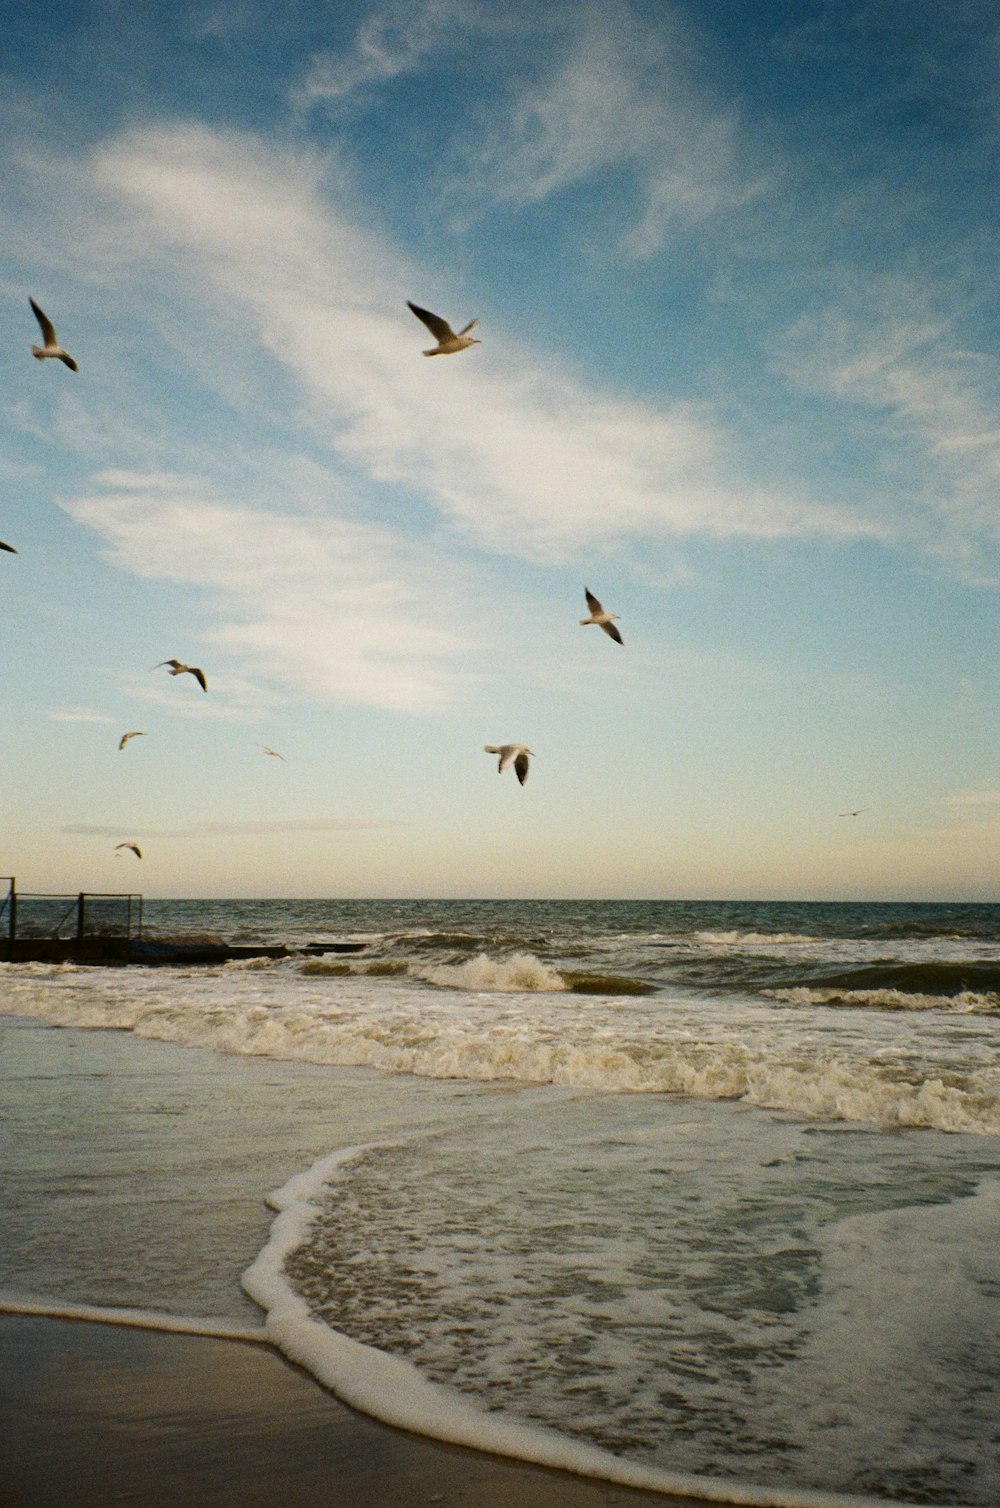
[62,819,401,837]
[47,707,115,724]
[779,280,1000,567]
[462,6,765,257]
[184,818,402,835]
[86,124,866,554]
[293,0,475,112]
[62,471,471,713]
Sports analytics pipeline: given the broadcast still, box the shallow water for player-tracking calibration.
[3,898,999,1505]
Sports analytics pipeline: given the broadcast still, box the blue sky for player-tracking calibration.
[2,0,999,900]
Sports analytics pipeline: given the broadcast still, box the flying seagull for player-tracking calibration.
[29,298,78,372]
[155,659,207,692]
[118,731,145,751]
[0,541,16,554]
[407,301,480,356]
[580,588,623,645]
[484,743,533,785]
[115,842,142,859]
[838,809,868,817]
[262,746,286,761]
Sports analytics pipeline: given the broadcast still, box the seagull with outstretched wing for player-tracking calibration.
[407,301,480,356]
[155,659,207,692]
[29,298,78,371]
[580,588,623,645]
[484,743,533,786]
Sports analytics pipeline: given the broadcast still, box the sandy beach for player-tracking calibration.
[0,1312,689,1507]
[4,906,1000,1508]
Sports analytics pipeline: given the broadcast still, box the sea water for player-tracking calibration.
[2,899,999,1505]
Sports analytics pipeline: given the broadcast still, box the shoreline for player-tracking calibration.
[0,1311,694,1508]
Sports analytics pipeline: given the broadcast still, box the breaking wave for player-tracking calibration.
[696,931,823,948]
[297,951,653,996]
[767,987,1000,1015]
[793,962,1000,997]
[3,971,998,1135]
[413,951,568,993]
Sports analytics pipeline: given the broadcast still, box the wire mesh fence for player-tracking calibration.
[1,879,142,943]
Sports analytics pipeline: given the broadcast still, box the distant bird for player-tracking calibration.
[118,731,145,751]
[838,809,868,817]
[407,301,480,356]
[29,298,78,372]
[0,541,16,554]
[115,842,142,859]
[580,588,623,645]
[154,659,207,692]
[484,743,533,785]
[262,746,286,761]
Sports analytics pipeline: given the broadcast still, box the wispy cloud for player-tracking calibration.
[47,706,115,724]
[461,5,765,258]
[63,470,471,713]
[83,123,864,555]
[779,277,1000,573]
[293,0,478,113]
[187,819,402,835]
[63,819,401,837]
[943,788,1000,809]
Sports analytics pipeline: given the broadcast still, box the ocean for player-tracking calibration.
[3,898,999,1506]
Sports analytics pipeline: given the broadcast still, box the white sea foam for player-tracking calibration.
[413,950,568,992]
[766,986,1000,1014]
[295,951,570,991]
[3,961,1000,1135]
[754,1180,1000,1504]
[0,1292,267,1342]
[696,931,824,949]
[240,1149,903,1508]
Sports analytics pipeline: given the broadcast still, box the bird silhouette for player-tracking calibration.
[154,659,207,692]
[484,744,533,785]
[30,298,78,371]
[407,301,480,356]
[580,588,623,645]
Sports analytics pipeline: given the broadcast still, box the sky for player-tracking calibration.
[1,0,999,900]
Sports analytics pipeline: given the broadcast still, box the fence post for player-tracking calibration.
[77,893,86,941]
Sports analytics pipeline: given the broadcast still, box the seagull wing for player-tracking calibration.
[407,302,454,342]
[514,751,530,785]
[154,659,181,670]
[601,621,624,645]
[0,541,16,554]
[584,588,603,615]
[59,353,79,372]
[189,667,208,692]
[457,319,478,337]
[497,746,517,773]
[29,298,57,346]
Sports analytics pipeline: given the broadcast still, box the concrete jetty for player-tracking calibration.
[0,879,366,967]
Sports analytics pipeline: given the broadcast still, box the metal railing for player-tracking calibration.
[1,879,142,944]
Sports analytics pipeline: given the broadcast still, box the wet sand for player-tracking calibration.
[0,1313,699,1508]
